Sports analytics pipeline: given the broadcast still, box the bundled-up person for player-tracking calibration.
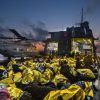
[0,66,7,80]
[44,80,95,100]
[7,58,16,70]
[44,84,85,100]
[0,83,12,100]
[42,68,54,81]
[52,73,70,88]
[24,82,55,100]
[21,68,34,84]
[67,57,76,67]
[75,81,94,99]
[23,60,35,68]
[60,60,78,83]
[50,62,61,74]
[10,64,22,83]
[21,67,47,85]
[77,69,96,81]
[83,55,93,67]
[0,79,32,100]
[7,86,32,100]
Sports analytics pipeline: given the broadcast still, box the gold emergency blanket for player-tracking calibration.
[77,69,95,79]
[44,84,85,100]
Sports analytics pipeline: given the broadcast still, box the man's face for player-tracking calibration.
[0,92,9,100]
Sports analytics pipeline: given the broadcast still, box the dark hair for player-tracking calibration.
[12,64,22,73]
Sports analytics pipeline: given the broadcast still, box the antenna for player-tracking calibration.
[81,8,84,23]
[75,8,84,26]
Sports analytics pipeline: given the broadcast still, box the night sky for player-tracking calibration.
[0,0,100,37]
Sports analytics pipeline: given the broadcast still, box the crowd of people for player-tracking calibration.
[0,53,99,100]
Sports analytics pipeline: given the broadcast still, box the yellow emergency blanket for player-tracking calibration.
[21,74,34,84]
[69,67,77,77]
[77,69,95,79]
[50,63,60,73]
[7,58,16,67]
[8,70,14,79]
[32,70,41,81]
[67,58,76,67]
[44,84,85,100]
[43,68,53,80]
[0,78,16,87]
[52,74,69,86]
[13,72,22,83]
[84,81,94,97]
[0,65,5,70]
[22,68,34,84]
[19,65,27,70]
[7,86,23,100]
[39,77,49,85]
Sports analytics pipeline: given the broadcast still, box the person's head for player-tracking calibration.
[0,83,11,100]
[12,64,22,73]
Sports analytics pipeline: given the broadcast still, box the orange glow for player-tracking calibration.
[35,42,45,52]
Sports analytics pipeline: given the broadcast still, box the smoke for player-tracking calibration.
[29,25,48,41]
[85,0,100,14]
[21,20,49,41]
[36,21,46,29]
